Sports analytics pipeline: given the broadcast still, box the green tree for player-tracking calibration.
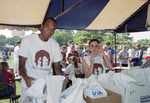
[0,35,6,50]
[52,31,73,46]
[74,30,106,46]
[5,36,22,46]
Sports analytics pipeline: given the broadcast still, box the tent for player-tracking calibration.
[0,0,150,65]
[0,0,150,32]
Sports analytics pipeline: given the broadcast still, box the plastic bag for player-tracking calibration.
[24,75,65,103]
[84,74,107,99]
[97,71,115,85]
[112,73,144,88]
[60,77,86,103]
[45,75,65,103]
[24,78,46,103]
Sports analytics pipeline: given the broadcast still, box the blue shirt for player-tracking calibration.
[107,47,115,63]
[136,49,143,60]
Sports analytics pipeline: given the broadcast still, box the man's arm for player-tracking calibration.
[53,62,63,75]
[19,56,35,87]
[54,62,68,85]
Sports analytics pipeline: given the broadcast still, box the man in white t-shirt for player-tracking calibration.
[14,40,21,74]
[127,45,135,58]
[18,18,68,102]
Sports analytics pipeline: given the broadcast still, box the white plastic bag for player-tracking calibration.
[60,77,86,103]
[112,73,144,88]
[97,71,115,85]
[147,68,150,83]
[84,74,107,99]
[24,78,46,103]
[122,68,148,83]
[24,75,65,103]
[45,75,65,103]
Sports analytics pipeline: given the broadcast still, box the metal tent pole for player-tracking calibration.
[113,32,117,72]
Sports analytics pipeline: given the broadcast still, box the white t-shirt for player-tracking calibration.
[104,50,110,57]
[18,34,62,88]
[64,63,83,80]
[14,45,20,63]
[147,48,150,56]
[83,55,106,76]
[128,49,134,57]
[66,46,71,57]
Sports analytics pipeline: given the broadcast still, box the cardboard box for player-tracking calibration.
[85,89,121,103]
[99,82,150,103]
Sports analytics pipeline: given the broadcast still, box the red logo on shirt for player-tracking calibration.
[34,50,50,67]
[93,63,103,75]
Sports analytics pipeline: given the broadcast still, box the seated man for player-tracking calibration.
[0,62,20,100]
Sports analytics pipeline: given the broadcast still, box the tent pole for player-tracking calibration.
[113,32,117,72]
[61,0,64,12]
[54,0,84,19]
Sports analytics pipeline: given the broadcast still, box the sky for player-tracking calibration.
[0,29,150,42]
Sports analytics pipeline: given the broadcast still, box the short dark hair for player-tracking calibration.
[42,17,57,25]
[61,45,66,49]
[89,39,100,46]
[68,40,72,44]
[17,40,21,44]
[105,42,110,45]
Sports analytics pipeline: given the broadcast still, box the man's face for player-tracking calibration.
[71,45,75,51]
[123,46,126,51]
[40,19,57,41]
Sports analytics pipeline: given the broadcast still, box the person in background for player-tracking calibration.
[2,51,7,61]
[66,40,73,57]
[82,39,113,78]
[127,45,135,58]
[145,44,150,61]
[60,45,67,68]
[64,57,83,88]
[127,45,135,66]
[102,45,111,61]
[105,42,115,66]
[8,49,11,59]
[75,45,82,62]
[52,45,67,75]
[18,18,68,103]
[129,44,143,66]
[118,45,129,67]
[0,62,20,100]
[67,43,80,64]
[82,43,90,58]
[3,47,9,59]
[14,40,21,75]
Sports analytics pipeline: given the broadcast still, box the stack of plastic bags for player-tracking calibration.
[59,75,107,103]
[23,75,65,103]
[97,68,150,88]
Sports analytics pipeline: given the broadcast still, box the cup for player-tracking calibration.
[120,62,122,69]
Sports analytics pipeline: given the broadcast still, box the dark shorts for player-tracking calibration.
[0,85,14,98]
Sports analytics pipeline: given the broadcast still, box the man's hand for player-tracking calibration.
[25,76,36,88]
[63,77,69,85]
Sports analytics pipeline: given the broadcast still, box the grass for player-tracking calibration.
[0,52,21,103]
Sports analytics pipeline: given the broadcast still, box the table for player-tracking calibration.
[112,67,130,73]
[10,74,22,82]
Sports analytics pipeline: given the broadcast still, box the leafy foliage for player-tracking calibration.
[51,29,74,47]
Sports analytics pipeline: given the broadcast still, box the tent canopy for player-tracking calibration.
[0,0,150,32]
